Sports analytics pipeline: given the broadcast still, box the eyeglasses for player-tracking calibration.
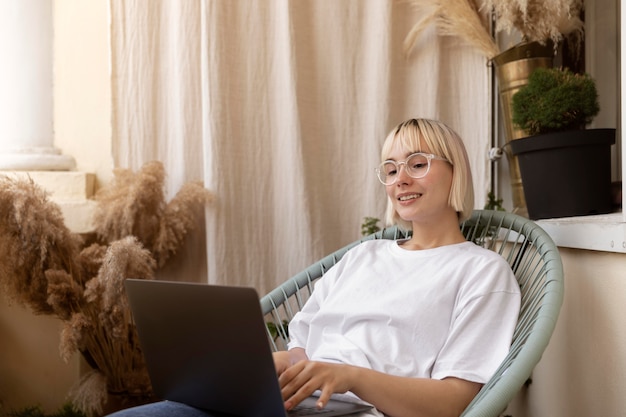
[375,152,448,185]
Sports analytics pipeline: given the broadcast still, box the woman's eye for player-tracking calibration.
[384,164,397,176]
[386,168,397,176]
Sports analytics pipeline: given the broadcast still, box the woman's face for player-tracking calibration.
[384,141,455,225]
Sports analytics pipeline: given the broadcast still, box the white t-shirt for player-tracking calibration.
[287,239,521,413]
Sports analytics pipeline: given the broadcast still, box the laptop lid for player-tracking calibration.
[125,279,372,417]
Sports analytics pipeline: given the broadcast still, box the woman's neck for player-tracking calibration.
[402,216,466,250]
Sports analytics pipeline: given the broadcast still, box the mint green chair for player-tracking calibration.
[260,209,564,417]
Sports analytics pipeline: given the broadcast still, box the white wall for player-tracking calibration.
[53,0,114,187]
[506,248,626,417]
[0,299,81,413]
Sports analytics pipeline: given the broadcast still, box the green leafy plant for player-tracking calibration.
[484,192,505,212]
[512,67,600,135]
[361,217,381,236]
[266,320,289,341]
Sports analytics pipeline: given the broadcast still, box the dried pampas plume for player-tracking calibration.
[0,163,214,416]
[69,371,108,417]
[478,0,584,46]
[403,0,499,59]
[93,161,214,267]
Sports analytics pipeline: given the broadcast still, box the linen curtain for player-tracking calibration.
[110,0,491,294]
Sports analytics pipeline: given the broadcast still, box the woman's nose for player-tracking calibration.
[395,163,411,183]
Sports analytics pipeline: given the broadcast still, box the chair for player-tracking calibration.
[259,209,564,417]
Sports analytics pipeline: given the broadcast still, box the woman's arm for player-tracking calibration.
[278,359,481,417]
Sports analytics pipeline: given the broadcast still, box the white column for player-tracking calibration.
[0,0,75,171]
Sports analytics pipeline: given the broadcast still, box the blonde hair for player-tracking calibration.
[381,118,474,228]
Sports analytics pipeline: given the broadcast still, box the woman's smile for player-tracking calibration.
[397,192,422,203]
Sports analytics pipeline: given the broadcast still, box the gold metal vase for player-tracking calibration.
[492,41,554,216]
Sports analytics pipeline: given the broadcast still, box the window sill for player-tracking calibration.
[537,212,626,253]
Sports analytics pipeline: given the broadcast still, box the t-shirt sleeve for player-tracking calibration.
[431,257,521,383]
[286,248,353,350]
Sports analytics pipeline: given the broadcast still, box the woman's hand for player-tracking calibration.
[277,359,355,411]
[273,348,308,375]
[273,351,293,376]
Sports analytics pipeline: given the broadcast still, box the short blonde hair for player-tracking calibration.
[381,118,474,229]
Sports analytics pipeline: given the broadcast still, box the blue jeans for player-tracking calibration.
[107,401,218,417]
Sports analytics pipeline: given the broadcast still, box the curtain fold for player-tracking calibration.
[110,0,490,294]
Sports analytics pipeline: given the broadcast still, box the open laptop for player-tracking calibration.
[124,279,373,417]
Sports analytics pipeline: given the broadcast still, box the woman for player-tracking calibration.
[109,118,520,417]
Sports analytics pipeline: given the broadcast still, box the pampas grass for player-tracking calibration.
[68,372,108,417]
[0,177,83,316]
[93,161,214,267]
[0,162,214,416]
[403,0,584,59]
[403,0,499,59]
[479,0,583,46]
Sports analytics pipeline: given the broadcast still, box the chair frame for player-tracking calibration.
[259,209,564,417]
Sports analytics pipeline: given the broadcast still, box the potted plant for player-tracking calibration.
[511,67,599,134]
[508,67,615,219]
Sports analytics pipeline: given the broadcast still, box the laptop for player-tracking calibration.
[124,279,373,417]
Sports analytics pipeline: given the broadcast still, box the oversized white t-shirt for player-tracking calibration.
[287,239,520,413]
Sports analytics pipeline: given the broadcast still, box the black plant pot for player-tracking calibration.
[509,128,615,220]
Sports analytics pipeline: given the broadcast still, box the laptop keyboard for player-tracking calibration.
[288,405,335,416]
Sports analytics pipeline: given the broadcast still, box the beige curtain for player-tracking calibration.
[110,0,491,295]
